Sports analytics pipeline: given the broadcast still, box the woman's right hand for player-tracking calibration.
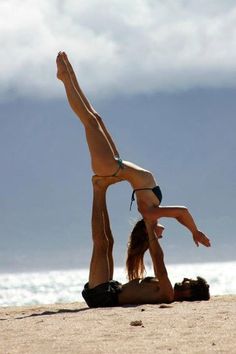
[192,230,211,247]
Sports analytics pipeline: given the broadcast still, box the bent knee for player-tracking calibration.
[83,111,100,129]
[93,112,104,124]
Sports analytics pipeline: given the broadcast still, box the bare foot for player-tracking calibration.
[56,52,69,82]
[62,52,76,79]
[92,175,123,189]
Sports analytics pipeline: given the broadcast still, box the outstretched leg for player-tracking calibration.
[57,52,120,176]
[57,52,159,213]
[62,52,120,158]
[88,176,120,288]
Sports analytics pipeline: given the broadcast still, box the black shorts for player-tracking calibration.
[82,280,122,308]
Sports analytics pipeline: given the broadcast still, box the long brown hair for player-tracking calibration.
[126,219,149,280]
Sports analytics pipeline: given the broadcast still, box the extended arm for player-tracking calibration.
[144,220,174,303]
[141,206,211,247]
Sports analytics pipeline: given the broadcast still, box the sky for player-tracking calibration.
[1,0,236,272]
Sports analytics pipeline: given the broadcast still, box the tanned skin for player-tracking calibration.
[56,51,211,249]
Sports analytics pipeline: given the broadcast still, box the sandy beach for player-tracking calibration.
[0,295,235,354]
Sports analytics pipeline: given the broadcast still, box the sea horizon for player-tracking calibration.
[0,260,235,307]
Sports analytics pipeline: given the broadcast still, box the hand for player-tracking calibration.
[193,230,211,247]
[144,220,164,239]
[154,223,165,239]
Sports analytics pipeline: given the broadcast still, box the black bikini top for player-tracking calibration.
[130,186,162,211]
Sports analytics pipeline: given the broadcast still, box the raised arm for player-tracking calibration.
[144,220,174,302]
[142,206,211,247]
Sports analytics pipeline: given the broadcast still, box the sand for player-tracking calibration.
[0,295,235,354]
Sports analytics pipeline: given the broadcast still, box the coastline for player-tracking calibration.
[1,295,235,354]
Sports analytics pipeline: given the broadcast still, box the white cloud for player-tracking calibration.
[1,0,236,100]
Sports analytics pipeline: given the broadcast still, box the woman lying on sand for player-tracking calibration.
[56,51,211,249]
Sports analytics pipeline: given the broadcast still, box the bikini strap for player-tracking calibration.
[112,157,124,177]
[130,191,136,211]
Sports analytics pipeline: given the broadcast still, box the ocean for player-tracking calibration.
[0,261,235,307]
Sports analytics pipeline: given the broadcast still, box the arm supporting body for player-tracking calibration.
[144,221,174,303]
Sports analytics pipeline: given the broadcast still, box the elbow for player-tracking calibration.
[177,206,188,219]
[179,206,188,214]
[159,277,174,303]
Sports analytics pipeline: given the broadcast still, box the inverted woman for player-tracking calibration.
[56,51,211,248]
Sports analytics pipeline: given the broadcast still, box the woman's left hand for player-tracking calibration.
[154,223,165,239]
